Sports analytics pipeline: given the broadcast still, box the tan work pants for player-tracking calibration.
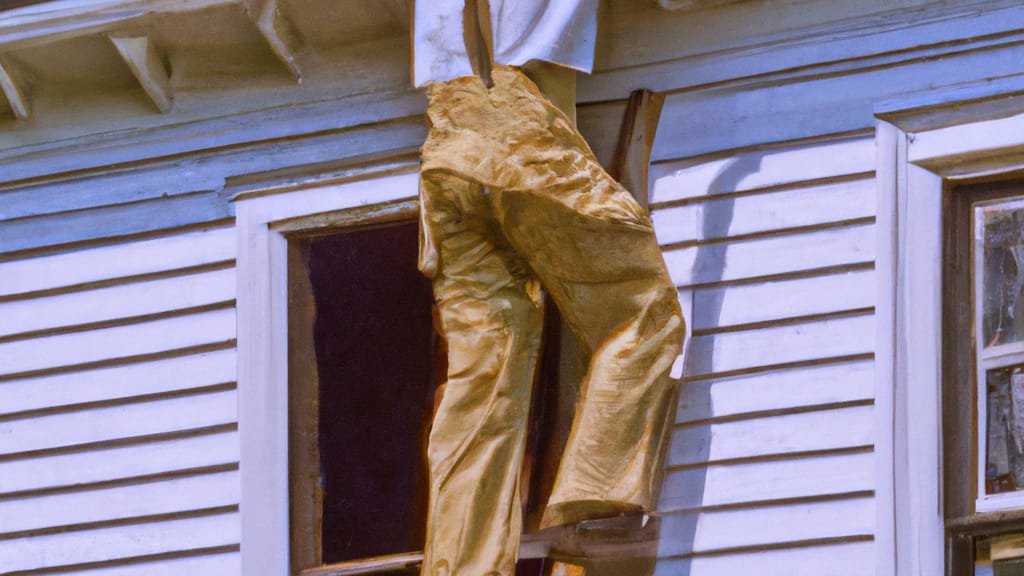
[419,66,684,576]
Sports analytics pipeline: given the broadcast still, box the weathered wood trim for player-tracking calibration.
[0,0,239,51]
[609,89,664,210]
[0,57,28,120]
[581,0,1024,102]
[0,191,232,258]
[299,552,424,576]
[287,238,321,572]
[244,0,303,82]
[108,34,173,113]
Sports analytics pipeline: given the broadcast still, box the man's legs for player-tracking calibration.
[421,66,685,531]
[418,173,545,576]
[493,186,684,528]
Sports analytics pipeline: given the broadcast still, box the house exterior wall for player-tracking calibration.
[2,0,1024,574]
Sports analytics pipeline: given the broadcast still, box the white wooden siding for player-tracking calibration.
[653,135,876,571]
[653,541,874,576]
[0,225,239,575]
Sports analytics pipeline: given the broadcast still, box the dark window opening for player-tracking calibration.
[306,222,437,564]
[288,220,563,576]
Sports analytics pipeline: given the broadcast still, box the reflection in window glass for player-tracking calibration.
[975,533,1024,575]
[987,366,1024,494]
[980,200,1024,348]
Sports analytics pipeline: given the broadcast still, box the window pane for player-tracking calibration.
[978,200,1024,348]
[306,223,438,564]
[976,533,1024,575]
[986,366,1024,494]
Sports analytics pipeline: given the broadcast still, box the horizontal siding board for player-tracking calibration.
[657,496,874,557]
[0,267,235,338]
[585,0,1020,101]
[689,269,874,331]
[0,307,236,376]
[652,177,875,246]
[2,97,426,190]
[0,429,239,495]
[0,160,223,222]
[0,348,236,416]
[592,0,960,79]
[659,451,874,513]
[650,40,1024,159]
[653,541,874,576]
[676,359,874,424]
[664,223,875,288]
[0,388,237,456]
[649,137,874,206]
[0,470,239,535]
[44,551,241,576]
[0,511,240,573]
[684,314,874,377]
[668,404,874,467]
[0,226,235,297]
[0,190,233,257]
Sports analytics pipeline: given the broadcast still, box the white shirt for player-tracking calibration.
[412,0,599,87]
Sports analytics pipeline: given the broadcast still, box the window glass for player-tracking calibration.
[985,365,1024,494]
[979,200,1024,348]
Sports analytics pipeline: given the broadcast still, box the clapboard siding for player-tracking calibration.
[0,190,233,256]
[669,404,874,467]
[657,495,875,557]
[653,541,874,576]
[0,267,235,339]
[0,307,235,377]
[675,359,874,424]
[0,511,240,573]
[0,348,236,415]
[652,177,875,247]
[0,226,240,575]
[45,551,242,576]
[0,388,238,457]
[649,137,875,206]
[653,135,876,570]
[689,269,875,331]
[0,429,239,495]
[0,225,235,297]
[684,313,873,377]
[0,160,223,221]
[663,222,875,288]
[0,469,239,536]
[660,450,874,513]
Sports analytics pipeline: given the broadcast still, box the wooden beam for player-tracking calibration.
[246,0,302,83]
[0,57,29,120]
[299,552,423,576]
[609,89,665,212]
[0,0,238,52]
[107,34,172,113]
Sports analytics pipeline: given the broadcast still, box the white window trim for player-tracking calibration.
[876,87,1024,576]
[234,167,419,575]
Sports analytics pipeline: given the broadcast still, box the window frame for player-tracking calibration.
[234,161,421,575]
[876,82,1024,576]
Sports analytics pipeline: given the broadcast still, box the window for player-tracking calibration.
[945,179,1024,576]
[287,221,437,574]
[288,219,586,576]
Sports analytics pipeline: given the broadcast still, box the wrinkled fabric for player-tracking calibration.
[419,66,685,576]
[412,0,599,87]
